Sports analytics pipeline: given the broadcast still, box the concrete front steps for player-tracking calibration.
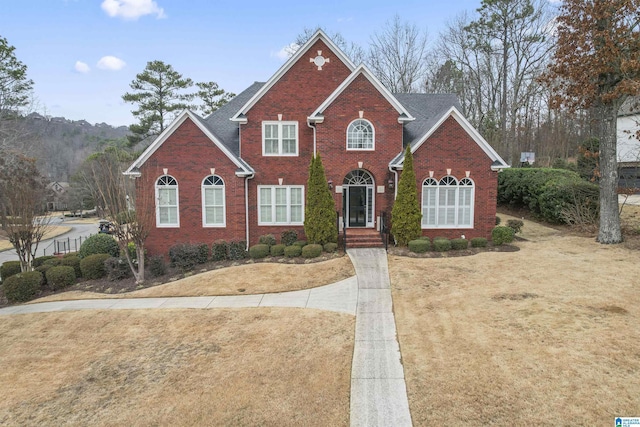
[342,228,386,249]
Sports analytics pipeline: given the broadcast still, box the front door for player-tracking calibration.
[343,169,375,228]
[348,186,367,227]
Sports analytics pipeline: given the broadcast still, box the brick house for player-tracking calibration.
[125,30,508,256]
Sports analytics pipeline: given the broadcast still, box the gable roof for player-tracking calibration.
[124,109,255,177]
[230,30,356,122]
[389,97,508,170]
[308,64,415,124]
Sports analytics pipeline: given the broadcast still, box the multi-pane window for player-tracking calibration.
[202,175,225,227]
[258,186,304,225]
[347,119,374,150]
[421,176,474,228]
[263,122,298,155]
[156,175,179,227]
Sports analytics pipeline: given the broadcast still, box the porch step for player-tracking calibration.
[341,229,386,249]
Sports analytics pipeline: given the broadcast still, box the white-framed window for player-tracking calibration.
[262,121,298,156]
[347,119,374,150]
[258,186,304,225]
[421,176,474,228]
[202,175,225,227]
[156,175,179,227]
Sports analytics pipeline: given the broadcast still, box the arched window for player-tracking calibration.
[421,176,474,228]
[156,175,179,227]
[347,119,374,150]
[202,175,225,227]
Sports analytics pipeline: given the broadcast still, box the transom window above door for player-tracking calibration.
[262,121,298,156]
[347,119,374,150]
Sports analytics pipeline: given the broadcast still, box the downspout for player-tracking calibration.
[389,166,399,199]
[244,173,255,250]
[307,119,317,156]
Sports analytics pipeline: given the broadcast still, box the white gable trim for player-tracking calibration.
[389,106,508,169]
[124,109,253,176]
[231,30,356,122]
[308,64,415,123]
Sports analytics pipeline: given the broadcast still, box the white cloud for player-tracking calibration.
[271,43,299,61]
[74,61,90,73]
[97,56,126,71]
[101,0,166,20]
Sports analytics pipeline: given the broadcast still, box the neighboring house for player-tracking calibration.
[125,31,508,256]
[46,181,69,211]
[617,97,640,188]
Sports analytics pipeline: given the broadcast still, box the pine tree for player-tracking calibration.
[304,154,338,244]
[391,145,422,246]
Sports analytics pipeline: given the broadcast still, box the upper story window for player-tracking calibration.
[347,119,374,150]
[202,175,225,227]
[156,175,179,227]
[263,121,298,156]
[421,176,474,229]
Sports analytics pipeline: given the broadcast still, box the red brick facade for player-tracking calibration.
[130,32,506,257]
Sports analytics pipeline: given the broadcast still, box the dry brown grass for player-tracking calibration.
[0,309,353,426]
[390,216,640,425]
[33,256,355,303]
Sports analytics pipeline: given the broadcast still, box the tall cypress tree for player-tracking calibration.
[391,145,422,245]
[304,154,338,244]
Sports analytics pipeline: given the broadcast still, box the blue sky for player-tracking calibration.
[2,0,487,126]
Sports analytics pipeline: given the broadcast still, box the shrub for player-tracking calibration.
[304,154,338,245]
[2,271,43,303]
[78,234,119,259]
[470,237,488,248]
[506,219,524,234]
[169,243,202,271]
[32,255,57,268]
[408,239,430,253]
[391,145,422,245]
[323,242,338,253]
[258,234,277,247]
[211,240,229,261]
[451,238,469,250]
[63,252,79,259]
[294,240,307,247]
[249,244,270,259]
[104,257,132,281]
[36,264,53,285]
[270,244,286,257]
[433,238,452,252]
[228,240,247,260]
[79,253,110,279]
[495,216,502,225]
[197,243,210,264]
[284,245,302,258]
[302,244,323,258]
[61,255,82,278]
[418,236,430,240]
[280,230,298,246]
[492,226,515,245]
[46,266,76,291]
[148,255,167,277]
[1,261,22,281]
[44,258,62,267]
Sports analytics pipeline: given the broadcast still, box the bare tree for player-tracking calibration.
[368,15,429,93]
[288,27,367,65]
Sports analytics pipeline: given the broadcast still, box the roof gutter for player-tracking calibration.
[307,118,318,157]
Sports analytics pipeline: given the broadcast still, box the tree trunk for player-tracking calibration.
[597,101,622,244]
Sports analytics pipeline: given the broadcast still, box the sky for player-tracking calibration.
[2,0,503,127]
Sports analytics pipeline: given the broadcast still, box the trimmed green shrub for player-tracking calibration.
[294,240,307,247]
[470,237,488,248]
[33,255,57,268]
[1,261,22,281]
[281,230,298,246]
[506,219,524,234]
[433,238,452,252]
[168,243,202,271]
[323,242,338,253]
[36,264,53,285]
[408,239,430,253]
[2,271,43,303]
[78,234,119,259]
[228,240,247,260]
[258,234,277,247]
[418,236,430,240]
[63,252,78,259]
[391,145,422,245]
[284,245,302,258]
[302,243,323,258]
[304,154,338,245]
[433,236,448,242]
[492,226,515,245]
[61,255,82,278]
[44,258,62,267]
[79,253,110,279]
[148,255,167,277]
[249,244,270,259]
[46,266,76,290]
[105,257,132,281]
[451,238,469,250]
[197,243,210,264]
[270,244,286,257]
[211,240,229,261]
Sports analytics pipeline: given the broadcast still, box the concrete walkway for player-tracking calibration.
[347,248,412,427]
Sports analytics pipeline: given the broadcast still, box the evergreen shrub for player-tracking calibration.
[44,258,62,267]
[492,226,515,245]
[78,234,119,259]
[228,240,247,260]
[249,244,270,259]
[304,154,338,244]
[149,255,167,277]
[506,219,524,234]
[284,245,302,258]
[270,244,286,257]
[80,253,110,279]
[36,264,52,285]
[470,237,488,248]
[302,244,323,258]
[46,266,76,290]
[408,239,430,253]
[2,271,43,303]
[280,230,298,246]
[32,255,57,268]
[391,146,422,245]
[211,240,229,261]
[168,243,202,271]
[258,234,277,247]
[323,242,338,253]
[451,238,469,250]
[433,238,452,252]
[104,257,132,281]
[294,240,307,247]
[61,255,82,278]
[1,261,22,281]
